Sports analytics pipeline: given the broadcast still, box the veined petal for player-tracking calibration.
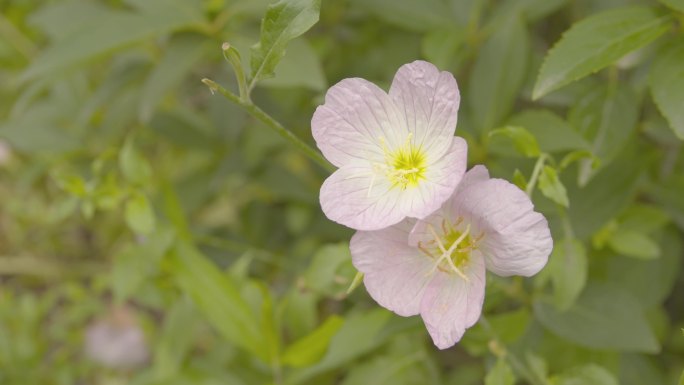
[350,220,433,317]
[419,254,486,350]
[452,178,552,277]
[320,163,405,231]
[389,60,460,158]
[312,78,408,167]
[401,136,468,220]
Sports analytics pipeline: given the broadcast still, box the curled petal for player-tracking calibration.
[452,178,552,277]
[350,220,433,317]
[389,60,460,158]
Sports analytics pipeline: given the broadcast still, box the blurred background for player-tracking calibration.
[0,0,683,384]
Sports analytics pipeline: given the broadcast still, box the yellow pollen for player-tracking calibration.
[373,133,426,191]
[418,218,485,280]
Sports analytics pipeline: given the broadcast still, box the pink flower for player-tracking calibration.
[313,60,467,231]
[350,166,553,349]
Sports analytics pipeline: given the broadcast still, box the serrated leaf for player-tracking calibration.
[650,40,684,140]
[282,315,344,367]
[549,239,587,310]
[533,7,672,99]
[534,283,660,353]
[469,14,529,131]
[485,359,515,385]
[607,229,661,260]
[249,0,321,87]
[489,126,540,157]
[538,165,569,207]
[125,192,156,235]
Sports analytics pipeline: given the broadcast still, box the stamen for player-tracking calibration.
[418,241,436,259]
[427,224,447,254]
[425,224,471,279]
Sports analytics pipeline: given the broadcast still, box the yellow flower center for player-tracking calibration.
[378,133,426,190]
[417,217,485,279]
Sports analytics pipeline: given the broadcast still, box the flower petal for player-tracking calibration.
[319,163,405,230]
[389,60,460,158]
[312,78,408,167]
[419,254,486,349]
[350,220,434,317]
[452,178,552,277]
[400,136,468,220]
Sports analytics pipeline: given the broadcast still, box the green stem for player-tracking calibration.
[525,153,548,196]
[222,43,250,102]
[201,78,335,173]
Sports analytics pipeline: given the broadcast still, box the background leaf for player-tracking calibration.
[533,7,671,99]
[649,40,684,140]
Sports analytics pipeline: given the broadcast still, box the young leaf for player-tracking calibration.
[607,229,661,260]
[538,165,569,207]
[549,239,587,310]
[249,0,321,88]
[469,14,529,131]
[489,126,541,157]
[534,283,660,353]
[119,139,152,185]
[125,192,156,235]
[282,315,344,367]
[650,41,684,140]
[533,7,672,99]
[485,359,515,385]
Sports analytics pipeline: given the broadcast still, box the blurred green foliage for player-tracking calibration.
[1,0,683,384]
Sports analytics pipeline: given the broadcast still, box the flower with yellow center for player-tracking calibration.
[351,166,553,349]
[312,60,467,231]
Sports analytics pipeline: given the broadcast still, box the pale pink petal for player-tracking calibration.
[456,165,489,194]
[419,254,486,349]
[320,163,405,231]
[452,179,552,277]
[389,60,460,158]
[399,136,468,220]
[350,220,434,316]
[312,78,408,167]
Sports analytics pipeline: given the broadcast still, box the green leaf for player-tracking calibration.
[21,2,204,82]
[650,40,684,140]
[538,165,569,207]
[549,239,587,310]
[119,138,152,185]
[489,126,541,157]
[259,38,327,91]
[139,33,208,122]
[568,83,638,185]
[249,0,321,87]
[552,364,618,385]
[533,7,672,99]
[282,315,344,367]
[347,0,452,31]
[618,204,670,234]
[534,283,659,353]
[469,14,529,131]
[462,309,531,356]
[607,229,661,260]
[485,359,515,385]
[288,309,391,383]
[513,169,528,191]
[111,227,175,303]
[508,109,589,153]
[304,243,352,295]
[153,297,199,380]
[659,0,684,13]
[125,192,156,235]
[340,352,425,385]
[169,242,265,360]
